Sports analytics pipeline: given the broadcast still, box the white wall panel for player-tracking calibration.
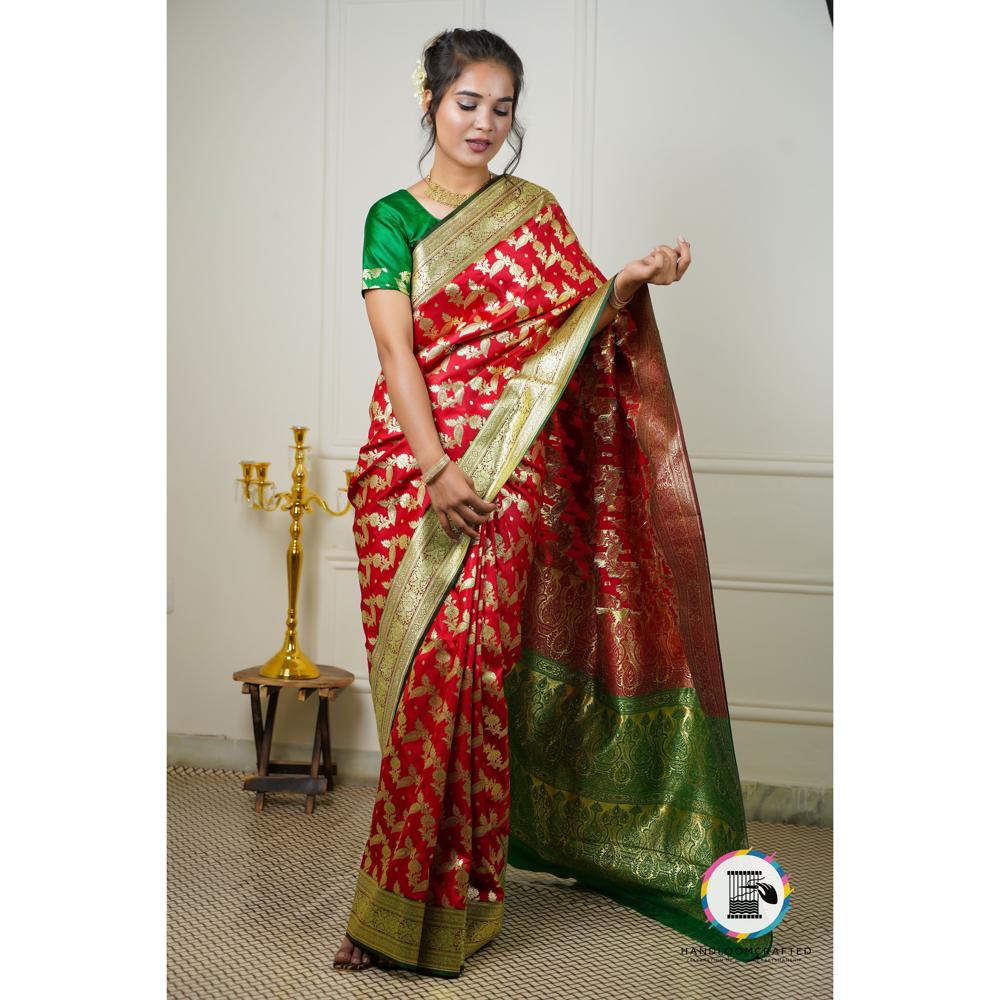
[733,719,831,788]
[482,0,588,232]
[321,0,469,454]
[592,0,832,460]
[715,589,832,713]
[168,0,328,742]
[698,472,832,586]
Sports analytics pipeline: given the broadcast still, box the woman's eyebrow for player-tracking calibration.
[455,90,514,103]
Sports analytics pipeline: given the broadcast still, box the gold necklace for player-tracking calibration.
[423,171,494,207]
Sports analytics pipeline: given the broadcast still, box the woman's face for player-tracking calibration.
[424,60,515,170]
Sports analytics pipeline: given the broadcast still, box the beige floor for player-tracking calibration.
[167,766,832,999]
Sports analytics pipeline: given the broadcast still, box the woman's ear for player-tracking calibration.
[422,90,432,119]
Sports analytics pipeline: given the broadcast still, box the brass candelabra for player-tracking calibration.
[235,426,355,679]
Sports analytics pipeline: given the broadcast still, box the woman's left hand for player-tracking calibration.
[619,237,691,295]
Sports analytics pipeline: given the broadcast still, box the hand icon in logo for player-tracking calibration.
[746,880,779,905]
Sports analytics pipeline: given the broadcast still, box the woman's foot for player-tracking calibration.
[333,934,372,970]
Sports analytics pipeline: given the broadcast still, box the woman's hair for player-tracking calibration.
[417,28,525,178]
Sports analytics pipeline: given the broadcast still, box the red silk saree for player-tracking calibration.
[345,174,772,975]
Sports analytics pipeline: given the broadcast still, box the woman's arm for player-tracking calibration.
[364,288,447,476]
[591,238,692,335]
[363,289,498,542]
[592,272,644,336]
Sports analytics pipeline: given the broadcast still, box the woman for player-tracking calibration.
[334,28,772,976]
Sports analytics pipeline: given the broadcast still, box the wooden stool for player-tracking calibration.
[233,664,354,814]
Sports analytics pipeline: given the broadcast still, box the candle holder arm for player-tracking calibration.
[304,490,350,517]
[256,491,293,513]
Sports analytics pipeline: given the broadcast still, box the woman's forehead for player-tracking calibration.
[451,61,514,95]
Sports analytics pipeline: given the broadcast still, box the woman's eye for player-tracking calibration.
[457,102,509,117]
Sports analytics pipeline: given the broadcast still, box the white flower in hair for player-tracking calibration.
[411,60,428,104]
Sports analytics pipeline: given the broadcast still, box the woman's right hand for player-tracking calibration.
[426,461,499,542]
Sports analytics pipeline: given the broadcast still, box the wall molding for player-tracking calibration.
[318,0,345,460]
[315,447,833,477]
[323,550,831,596]
[322,550,357,567]
[463,0,485,26]
[729,701,831,727]
[690,455,832,478]
[571,0,598,248]
[713,573,832,595]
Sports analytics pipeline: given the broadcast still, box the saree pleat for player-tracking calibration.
[345,175,772,975]
[345,437,545,975]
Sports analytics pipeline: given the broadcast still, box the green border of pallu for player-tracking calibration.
[505,832,773,963]
[370,272,616,755]
[504,646,773,963]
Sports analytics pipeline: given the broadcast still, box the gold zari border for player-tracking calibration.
[370,273,616,754]
[410,176,552,307]
[345,869,503,975]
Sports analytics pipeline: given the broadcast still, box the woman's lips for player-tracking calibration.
[466,139,490,152]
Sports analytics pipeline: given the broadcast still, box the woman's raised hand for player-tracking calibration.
[426,461,499,542]
[621,237,691,290]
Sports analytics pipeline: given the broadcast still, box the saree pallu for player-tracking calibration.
[345,175,773,975]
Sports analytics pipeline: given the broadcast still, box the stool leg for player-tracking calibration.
[256,686,281,812]
[305,698,324,815]
[248,685,264,771]
[319,696,334,792]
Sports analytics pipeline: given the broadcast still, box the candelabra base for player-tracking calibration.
[260,643,321,680]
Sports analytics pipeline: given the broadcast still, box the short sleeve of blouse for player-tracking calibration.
[361,199,412,298]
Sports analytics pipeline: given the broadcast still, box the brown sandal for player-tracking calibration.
[333,955,371,971]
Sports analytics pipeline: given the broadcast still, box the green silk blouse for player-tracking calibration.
[360,190,443,298]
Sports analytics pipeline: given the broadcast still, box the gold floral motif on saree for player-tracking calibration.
[369,274,613,755]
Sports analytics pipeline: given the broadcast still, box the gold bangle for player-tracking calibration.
[423,454,450,485]
[609,274,634,311]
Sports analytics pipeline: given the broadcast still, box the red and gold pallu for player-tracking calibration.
[344,176,772,976]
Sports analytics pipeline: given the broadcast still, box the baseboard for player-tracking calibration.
[167,732,383,787]
[167,733,832,828]
[742,778,832,828]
